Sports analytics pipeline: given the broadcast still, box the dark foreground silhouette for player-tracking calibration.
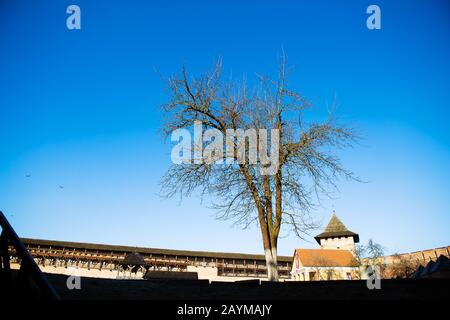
[45,273,450,300]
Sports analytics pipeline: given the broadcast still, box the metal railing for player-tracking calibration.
[0,211,59,300]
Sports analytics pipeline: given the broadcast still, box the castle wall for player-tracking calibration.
[11,262,287,282]
[384,246,450,265]
[11,262,122,279]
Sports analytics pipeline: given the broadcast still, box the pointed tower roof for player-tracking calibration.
[314,213,359,244]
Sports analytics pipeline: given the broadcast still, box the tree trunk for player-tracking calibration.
[265,247,279,281]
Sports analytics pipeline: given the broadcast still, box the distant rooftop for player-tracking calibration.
[294,249,359,267]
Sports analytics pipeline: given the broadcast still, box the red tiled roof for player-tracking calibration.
[294,249,358,267]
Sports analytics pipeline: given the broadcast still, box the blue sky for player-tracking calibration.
[0,0,449,256]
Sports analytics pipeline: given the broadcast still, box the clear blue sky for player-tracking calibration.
[1,0,449,256]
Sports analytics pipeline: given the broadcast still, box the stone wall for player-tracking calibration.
[11,261,284,282]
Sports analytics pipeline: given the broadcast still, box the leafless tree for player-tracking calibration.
[160,55,359,281]
[386,254,421,279]
[356,239,385,263]
[355,239,386,278]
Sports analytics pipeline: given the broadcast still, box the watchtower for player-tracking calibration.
[314,213,359,252]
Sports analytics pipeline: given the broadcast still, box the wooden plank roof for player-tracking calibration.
[20,238,292,262]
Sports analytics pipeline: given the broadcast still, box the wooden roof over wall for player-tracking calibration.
[20,238,292,262]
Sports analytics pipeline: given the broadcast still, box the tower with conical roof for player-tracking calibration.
[314,212,359,252]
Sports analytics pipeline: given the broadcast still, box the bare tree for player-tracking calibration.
[355,239,386,278]
[365,239,385,261]
[160,55,358,281]
[386,254,421,279]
